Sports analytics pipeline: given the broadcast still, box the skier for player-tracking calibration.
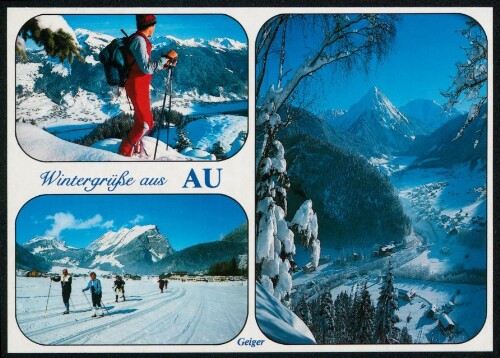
[50,268,72,314]
[118,14,178,157]
[82,272,104,317]
[158,278,165,293]
[113,275,126,302]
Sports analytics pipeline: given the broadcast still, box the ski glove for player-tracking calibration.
[163,50,178,68]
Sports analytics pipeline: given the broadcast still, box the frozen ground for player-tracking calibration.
[16,277,247,345]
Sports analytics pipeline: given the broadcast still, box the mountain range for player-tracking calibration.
[319,86,463,156]
[18,222,248,274]
[16,28,248,125]
[276,87,484,248]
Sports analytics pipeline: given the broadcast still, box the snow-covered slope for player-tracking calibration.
[16,122,195,161]
[256,283,316,344]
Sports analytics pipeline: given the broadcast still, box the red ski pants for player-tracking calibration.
[119,74,154,156]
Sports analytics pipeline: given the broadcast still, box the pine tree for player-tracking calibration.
[375,260,400,343]
[210,141,227,160]
[17,16,83,63]
[399,326,413,344]
[175,128,192,152]
[332,291,351,343]
[355,281,376,344]
[295,297,313,328]
[318,291,335,344]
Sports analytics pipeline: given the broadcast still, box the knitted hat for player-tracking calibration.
[136,15,157,30]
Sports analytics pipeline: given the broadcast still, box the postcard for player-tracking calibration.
[4,5,494,354]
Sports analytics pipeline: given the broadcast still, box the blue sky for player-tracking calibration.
[259,14,484,112]
[63,14,247,43]
[16,195,247,250]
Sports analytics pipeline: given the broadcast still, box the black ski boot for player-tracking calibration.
[115,295,118,303]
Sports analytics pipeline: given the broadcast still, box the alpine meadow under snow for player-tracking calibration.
[15,16,248,161]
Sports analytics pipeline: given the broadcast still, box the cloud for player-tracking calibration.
[130,215,144,225]
[45,212,114,238]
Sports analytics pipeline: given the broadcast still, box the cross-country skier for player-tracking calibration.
[82,272,104,317]
[158,278,165,293]
[50,268,72,314]
[113,275,126,302]
[118,14,178,157]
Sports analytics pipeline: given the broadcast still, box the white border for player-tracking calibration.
[7,6,494,353]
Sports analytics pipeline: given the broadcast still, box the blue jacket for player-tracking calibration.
[83,278,102,294]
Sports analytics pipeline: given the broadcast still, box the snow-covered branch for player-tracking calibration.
[17,15,83,63]
[441,19,487,141]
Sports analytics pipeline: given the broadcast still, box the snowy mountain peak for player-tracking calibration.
[208,37,247,51]
[336,86,410,131]
[151,35,246,51]
[23,236,70,254]
[399,98,462,133]
[87,224,159,252]
[74,28,114,52]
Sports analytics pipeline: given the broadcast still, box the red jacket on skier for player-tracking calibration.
[118,14,178,157]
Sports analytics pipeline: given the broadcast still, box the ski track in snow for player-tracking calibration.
[17,278,247,345]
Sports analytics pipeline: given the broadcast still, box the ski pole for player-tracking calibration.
[69,297,79,321]
[70,297,77,312]
[45,279,52,313]
[82,290,92,308]
[166,67,173,152]
[100,300,111,316]
[154,67,172,160]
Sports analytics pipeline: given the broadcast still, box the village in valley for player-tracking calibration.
[20,267,247,284]
[289,236,485,343]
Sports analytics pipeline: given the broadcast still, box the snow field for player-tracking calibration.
[16,277,247,345]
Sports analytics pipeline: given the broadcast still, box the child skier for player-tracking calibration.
[158,278,165,293]
[113,275,126,302]
[50,268,72,314]
[118,14,178,157]
[82,272,104,317]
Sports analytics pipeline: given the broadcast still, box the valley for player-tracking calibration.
[279,86,487,344]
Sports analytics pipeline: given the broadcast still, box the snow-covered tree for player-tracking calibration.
[291,200,320,267]
[442,19,487,142]
[399,326,413,344]
[295,297,313,328]
[332,290,351,343]
[375,260,400,343]
[354,281,375,343]
[210,141,228,160]
[318,290,335,343]
[175,128,191,152]
[16,15,83,63]
[256,14,399,305]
